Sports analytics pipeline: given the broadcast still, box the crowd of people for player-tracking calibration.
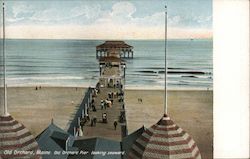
[75,63,126,136]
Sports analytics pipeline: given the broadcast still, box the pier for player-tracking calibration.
[70,41,130,141]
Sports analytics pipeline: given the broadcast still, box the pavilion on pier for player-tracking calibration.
[96,41,134,59]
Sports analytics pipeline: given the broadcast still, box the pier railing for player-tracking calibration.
[67,87,93,135]
[117,87,128,138]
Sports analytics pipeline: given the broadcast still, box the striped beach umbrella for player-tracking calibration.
[0,115,41,159]
[128,114,201,159]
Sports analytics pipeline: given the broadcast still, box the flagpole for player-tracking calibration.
[164,5,168,115]
[3,2,8,116]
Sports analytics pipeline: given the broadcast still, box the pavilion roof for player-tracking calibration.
[69,137,121,159]
[96,41,133,50]
[36,122,76,159]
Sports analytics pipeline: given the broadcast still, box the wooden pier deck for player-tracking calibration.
[78,87,124,141]
[77,63,126,141]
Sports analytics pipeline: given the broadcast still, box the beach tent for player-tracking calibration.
[121,126,145,158]
[0,114,41,158]
[0,115,41,159]
[128,114,201,159]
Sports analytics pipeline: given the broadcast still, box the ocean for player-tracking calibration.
[3,39,212,89]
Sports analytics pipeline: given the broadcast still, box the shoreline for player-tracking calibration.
[7,85,213,91]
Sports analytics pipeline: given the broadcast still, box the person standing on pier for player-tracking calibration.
[101,100,104,109]
[113,121,118,130]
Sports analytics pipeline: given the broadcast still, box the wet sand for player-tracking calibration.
[6,87,212,159]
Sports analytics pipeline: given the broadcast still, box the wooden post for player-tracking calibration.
[74,127,76,136]
[78,128,83,137]
[99,65,102,76]
[89,92,92,104]
[87,98,89,108]
[124,67,126,78]
[85,104,88,115]
[82,109,85,118]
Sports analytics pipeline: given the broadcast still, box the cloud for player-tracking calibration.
[29,5,101,23]
[7,2,102,24]
[169,15,181,26]
[5,1,212,39]
[7,2,35,23]
[133,12,164,26]
[168,14,212,29]
[70,4,101,20]
[30,8,63,22]
[193,15,212,27]
[94,1,210,29]
[95,1,165,28]
[6,17,25,23]
[4,24,212,40]
[111,1,136,17]
[95,1,136,24]
[11,2,34,18]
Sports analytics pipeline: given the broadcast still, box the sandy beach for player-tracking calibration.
[7,87,212,159]
[7,87,86,135]
[125,89,213,159]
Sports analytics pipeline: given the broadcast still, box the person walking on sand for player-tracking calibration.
[113,121,118,130]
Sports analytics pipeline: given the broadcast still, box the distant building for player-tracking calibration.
[96,41,134,59]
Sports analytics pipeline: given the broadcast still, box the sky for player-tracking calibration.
[2,0,212,39]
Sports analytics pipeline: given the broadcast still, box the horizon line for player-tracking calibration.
[1,37,213,41]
